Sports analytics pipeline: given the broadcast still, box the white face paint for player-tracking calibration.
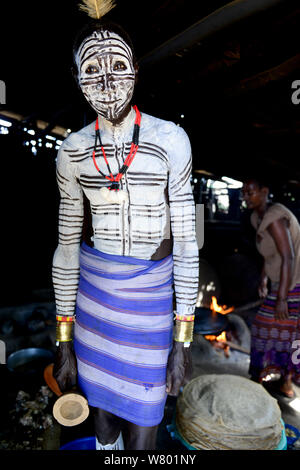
[76,30,136,123]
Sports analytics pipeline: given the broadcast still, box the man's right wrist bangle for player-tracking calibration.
[56,321,74,342]
[56,315,75,322]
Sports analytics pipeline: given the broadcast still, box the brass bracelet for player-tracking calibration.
[174,313,195,322]
[56,321,73,342]
[56,315,75,323]
[174,320,194,343]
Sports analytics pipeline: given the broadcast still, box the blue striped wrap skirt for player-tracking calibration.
[74,242,174,427]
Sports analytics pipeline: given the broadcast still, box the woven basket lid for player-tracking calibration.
[176,374,283,450]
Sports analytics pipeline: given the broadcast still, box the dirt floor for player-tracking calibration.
[1,304,300,451]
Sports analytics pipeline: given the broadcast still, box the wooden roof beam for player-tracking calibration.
[225,53,300,96]
[139,0,286,67]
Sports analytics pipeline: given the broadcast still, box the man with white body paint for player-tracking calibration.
[53,18,199,450]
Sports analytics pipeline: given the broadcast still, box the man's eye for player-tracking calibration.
[113,61,127,71]
[85,65,98,74]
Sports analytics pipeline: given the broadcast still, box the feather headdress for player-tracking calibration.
[79,0,116,20]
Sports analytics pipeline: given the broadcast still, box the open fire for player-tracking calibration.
[204,297,234,357]
[210,296,234,315]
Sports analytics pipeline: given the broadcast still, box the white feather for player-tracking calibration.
[79,0,116,19]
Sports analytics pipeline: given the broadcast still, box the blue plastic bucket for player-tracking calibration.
[60,437,96,450]
[284,424,300,448]
[275,422,287,450]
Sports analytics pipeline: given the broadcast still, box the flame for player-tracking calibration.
[216,331,227,342]
[205,330,230,356]
[205,331,227,342]
[210,296,234,315]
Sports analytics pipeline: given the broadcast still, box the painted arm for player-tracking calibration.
[52,140,84,392]
[52,141,84,316]
[267,218,294,320]
[166,125,199,396]
[168,126,199,315]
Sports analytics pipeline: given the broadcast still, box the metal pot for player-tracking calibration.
[7,348,54,375]
[5,348,54,394]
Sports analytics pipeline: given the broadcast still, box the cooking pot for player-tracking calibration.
[194,306,229,336]
[7,348,54,376]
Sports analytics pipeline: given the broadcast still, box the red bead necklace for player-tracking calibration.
[92,105,141,191]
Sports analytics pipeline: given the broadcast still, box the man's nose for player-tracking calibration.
[97,74,116,92]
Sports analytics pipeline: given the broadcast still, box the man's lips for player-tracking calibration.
[97,99,120,104]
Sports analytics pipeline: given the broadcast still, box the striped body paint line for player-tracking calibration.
[76,30,135,122]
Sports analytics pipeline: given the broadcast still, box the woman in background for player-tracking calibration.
[242,178,300,398]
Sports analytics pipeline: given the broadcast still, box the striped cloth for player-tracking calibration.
[249,283,300,385]
[73,242,174,427]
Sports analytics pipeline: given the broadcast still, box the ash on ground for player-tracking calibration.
[0,386,54,450]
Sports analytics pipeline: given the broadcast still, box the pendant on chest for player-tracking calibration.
[100,186,128,204]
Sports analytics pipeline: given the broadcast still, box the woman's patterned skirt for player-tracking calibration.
[249,283,300,385]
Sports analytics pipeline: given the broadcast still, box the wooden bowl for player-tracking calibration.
[53,392,89,427]
[43,363,63,397]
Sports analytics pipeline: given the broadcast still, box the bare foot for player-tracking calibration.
[279,388,295,398]
[279,380,295,398]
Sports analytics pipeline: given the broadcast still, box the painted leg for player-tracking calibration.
[96,432,124,450]
[123,422,159,450]
[92,406,125,449]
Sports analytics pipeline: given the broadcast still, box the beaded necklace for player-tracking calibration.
[92,105,141,191]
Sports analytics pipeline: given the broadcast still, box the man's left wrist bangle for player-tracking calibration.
[174,312,195,322]
[174,321,194,343]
